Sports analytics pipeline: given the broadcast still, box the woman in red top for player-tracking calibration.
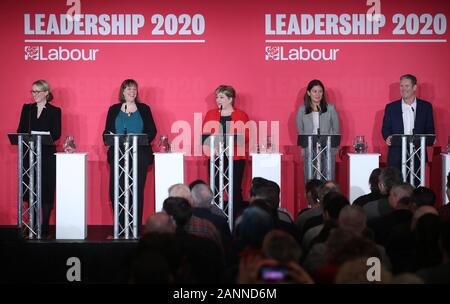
[203,85,250,218]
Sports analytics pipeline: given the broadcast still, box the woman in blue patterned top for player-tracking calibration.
[103,79,157,234]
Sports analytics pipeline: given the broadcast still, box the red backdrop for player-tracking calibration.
[1,0,449,225]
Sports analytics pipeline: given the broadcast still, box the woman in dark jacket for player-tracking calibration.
[17,79,61,237]
[103,79,157,234]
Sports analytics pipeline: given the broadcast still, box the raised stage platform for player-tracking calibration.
[0,225,139,283]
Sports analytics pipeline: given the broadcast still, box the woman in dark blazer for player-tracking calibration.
[17,80,62,237]
[103,79,157,233]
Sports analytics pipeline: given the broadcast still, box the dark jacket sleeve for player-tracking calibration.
[381,104,392,140]
[51,106,62,141]
[103,105,119,164]
[17,104,29,133]
[425,102,435,135]
[143,104,157,144]
[103,105,117,135]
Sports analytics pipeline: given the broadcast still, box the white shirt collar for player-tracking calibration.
[402,97,417,110]
[36,102,47,109]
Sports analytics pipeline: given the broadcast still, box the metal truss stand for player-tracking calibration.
[104,133,147,239]
[8,133,53,240]
[298,134,341,182]
[392,134,435,187]
[204,134,236,231]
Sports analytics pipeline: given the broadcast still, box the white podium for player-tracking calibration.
[443,153,450,205]
[55,153,87,239]
[154,152,184,212]
[348,153,380,204]
[251,152,282,188]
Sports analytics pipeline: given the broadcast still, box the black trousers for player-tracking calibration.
[212,159,246,219]
[108,150,149,234]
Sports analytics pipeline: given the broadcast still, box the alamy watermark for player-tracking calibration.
[366,257,381,282]
[167,113,280,157]
[66,257,81,282]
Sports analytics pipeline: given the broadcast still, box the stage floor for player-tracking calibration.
[1,225,143,241]
[0,226,140,283]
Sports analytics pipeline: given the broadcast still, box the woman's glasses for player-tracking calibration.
[30,90,45,94]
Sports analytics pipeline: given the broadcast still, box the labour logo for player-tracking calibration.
[25,46,39,60]
[265,46,280,60]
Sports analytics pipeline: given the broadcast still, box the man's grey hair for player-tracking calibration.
[191,183,214,208]
[390,182,414,200]
[168,183,193,204]
[338,205,367,236]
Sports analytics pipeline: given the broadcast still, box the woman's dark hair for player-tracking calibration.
[304,79,328,114]
[119,79,140,103]
[369,168,382,192]
[305,179,324,204]
[162,197,192,233]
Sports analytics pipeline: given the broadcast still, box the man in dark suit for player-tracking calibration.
[381,74,435,173]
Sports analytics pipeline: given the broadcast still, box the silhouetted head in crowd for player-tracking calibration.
[388,182,414,209]
[395,196,415,210]
[189,179,207,190]
[305,179,324,207]
[447,171,450,201]
[335,257,392,284]
[378,167,402,196]
[413,187,436,209]
[369,168,382,193]
[249,177,280,210]
[322,191,350,221]
[411,205,439,231]
[250,177,266,194]
[168,183,193,205]
[237,206,274,249]
[441,219,450,263]
[318,180,340,205]
[262,230,302,263]
[250,198,280,227]
[130,250,172,283]
[191,183,214,208]
[136,233,183,282]
[415,213,442,270]
[163,197,192,233]
[338,205,367,236]
[325,229,380,267]
[144,212,176,234]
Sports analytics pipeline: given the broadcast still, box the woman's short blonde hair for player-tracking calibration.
[32,79,54,102]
